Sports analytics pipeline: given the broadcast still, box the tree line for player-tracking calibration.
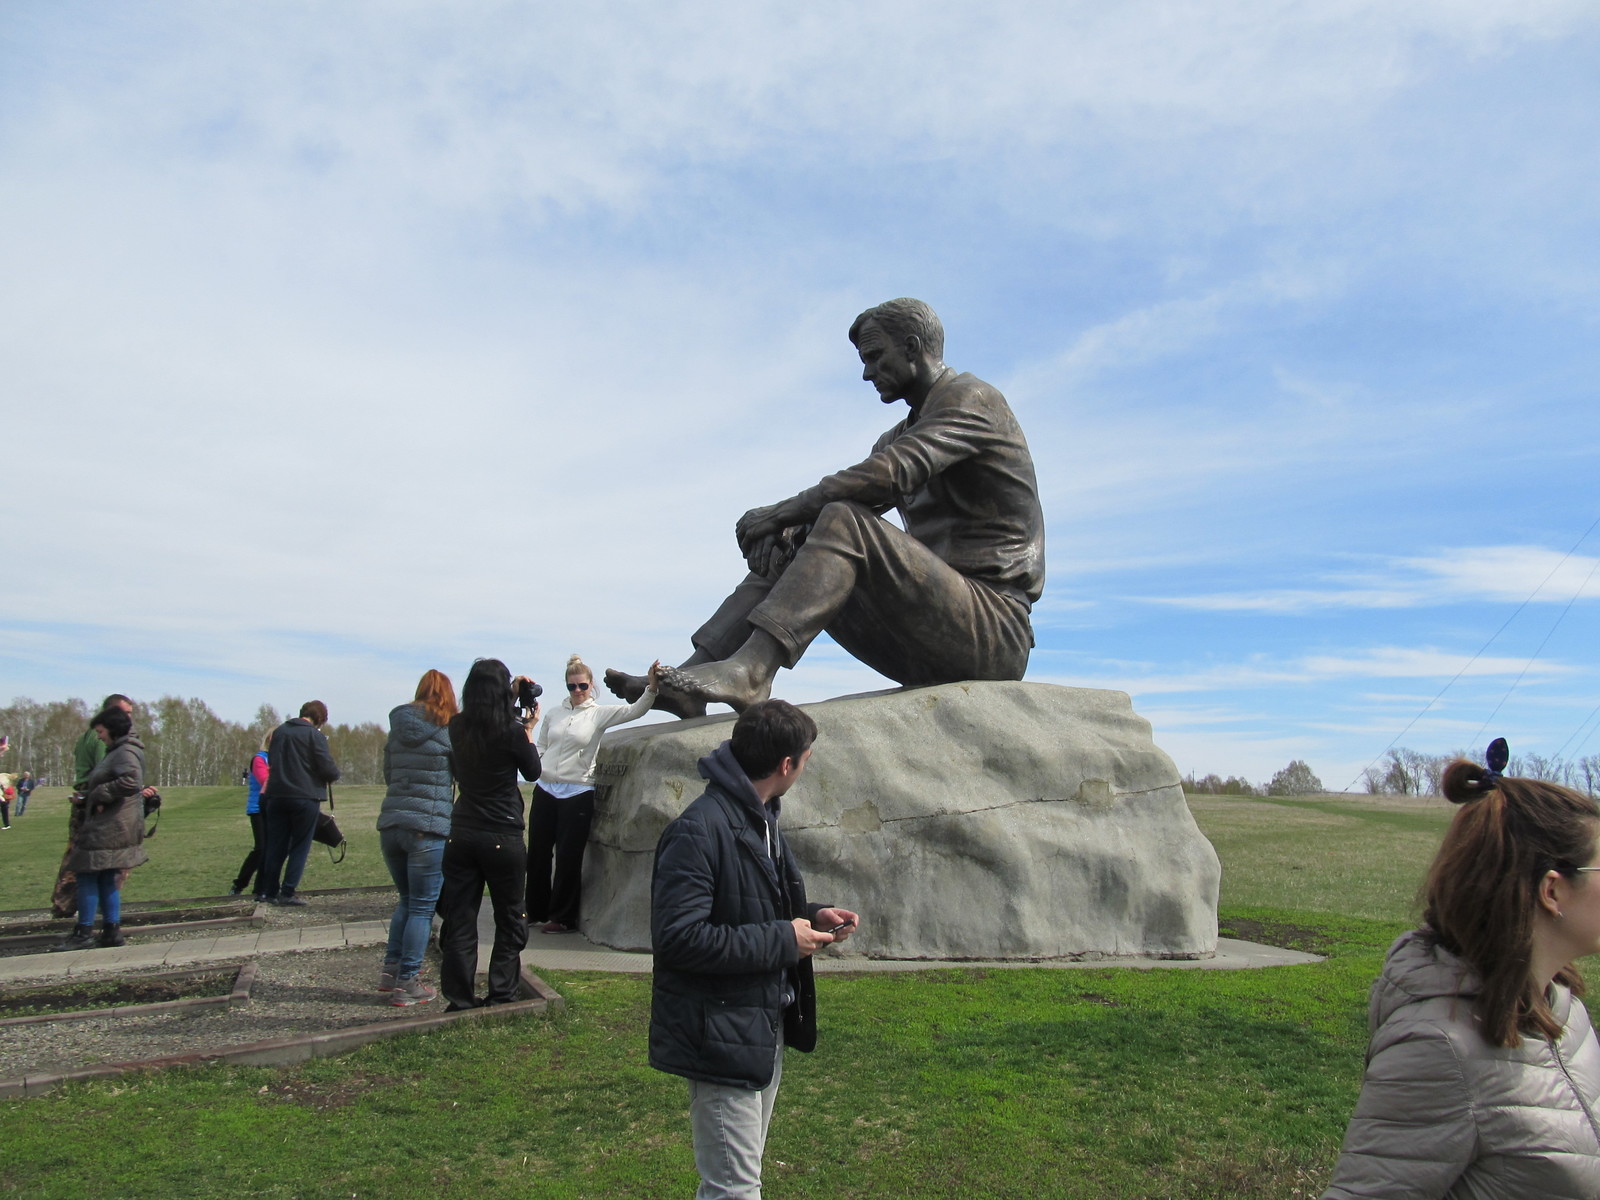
[1184,749,1600,799]
[0,696,387,789]
[1183,759,1325,797]
[1357,746,1600,798]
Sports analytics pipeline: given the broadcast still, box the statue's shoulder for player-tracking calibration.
[933,370,1005,406]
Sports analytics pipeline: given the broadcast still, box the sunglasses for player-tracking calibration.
[567,682,591,692]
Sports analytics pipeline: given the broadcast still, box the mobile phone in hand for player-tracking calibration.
[822,919,855,934]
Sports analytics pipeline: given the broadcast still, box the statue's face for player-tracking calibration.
[856,321,919,404]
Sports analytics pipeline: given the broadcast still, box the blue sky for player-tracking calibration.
[4,2,1599,788]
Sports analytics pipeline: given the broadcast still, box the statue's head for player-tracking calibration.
[849,297,944,360]
[849,298,946,405]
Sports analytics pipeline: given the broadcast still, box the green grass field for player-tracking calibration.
[0,790,1491,1199]
[0,786,394,910]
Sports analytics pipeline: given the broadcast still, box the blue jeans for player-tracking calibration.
[76,869,122,925]
[381,827,445,978]
[257,795,320,899]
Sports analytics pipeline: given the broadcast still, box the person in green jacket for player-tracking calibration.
[51,693,132,919]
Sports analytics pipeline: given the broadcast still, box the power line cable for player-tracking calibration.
[1554,697,1600,762]
[1467,551,1600,750]
[1342,513,1600,791]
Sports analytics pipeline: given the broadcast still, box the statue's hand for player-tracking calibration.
[736,497,809,557]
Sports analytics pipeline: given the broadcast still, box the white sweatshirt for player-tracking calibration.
[536,687,656,788]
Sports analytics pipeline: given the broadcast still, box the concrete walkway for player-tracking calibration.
[0,920,388,984]
[1,903,1320,985]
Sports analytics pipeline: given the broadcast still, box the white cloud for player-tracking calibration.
[1041,646,1566,698]
[1138,545,1600,612]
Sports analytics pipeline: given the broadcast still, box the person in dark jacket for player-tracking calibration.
[437,659,541,1010]
[375,669,457,1007]
[229,734,271,896]
[52,706,153,950]
[649,699,860,1199]
[16,771,35,816]
[256,701,340,907]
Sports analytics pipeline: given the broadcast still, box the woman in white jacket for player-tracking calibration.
[1322,743,1600,1199]
[528,654,659,933]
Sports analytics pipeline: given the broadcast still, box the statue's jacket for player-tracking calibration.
[795,368,1046,607]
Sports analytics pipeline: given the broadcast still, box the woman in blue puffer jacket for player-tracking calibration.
[375,669,457,1006]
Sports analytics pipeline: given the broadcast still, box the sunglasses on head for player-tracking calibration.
[567,682,590,692]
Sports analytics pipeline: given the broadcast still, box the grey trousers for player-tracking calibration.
[692,500,1033,686]
[687,1045,784,1200]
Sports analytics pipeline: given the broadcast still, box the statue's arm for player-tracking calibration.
[736,394,995,561]
[792,403,992,515]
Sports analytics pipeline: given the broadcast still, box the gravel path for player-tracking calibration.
[0,943,442,1080]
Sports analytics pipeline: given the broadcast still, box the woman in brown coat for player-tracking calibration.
[52,706,151,951]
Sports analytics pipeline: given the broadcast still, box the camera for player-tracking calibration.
[516,678,544,712]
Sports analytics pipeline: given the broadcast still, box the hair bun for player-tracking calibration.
[1441,759,1496,805]
[566,654,583,669]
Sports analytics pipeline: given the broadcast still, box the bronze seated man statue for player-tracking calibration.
[608,297,1046,717]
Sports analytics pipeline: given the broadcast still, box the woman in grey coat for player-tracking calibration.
[1322,746,1600,1198]
[52,706,152,951]
[374,669,456,1006]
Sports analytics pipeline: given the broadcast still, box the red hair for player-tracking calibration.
[414,669,458,727]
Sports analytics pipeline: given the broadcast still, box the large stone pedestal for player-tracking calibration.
[580,681,1220,960]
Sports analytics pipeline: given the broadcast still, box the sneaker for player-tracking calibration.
[541,921,576,934]
[389,976,438,1006]
[228,886,244,896]
[275,895,309,907]
[378,963,399,993]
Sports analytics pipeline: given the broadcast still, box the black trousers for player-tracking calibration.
[257,795,319,900]
[437,827,527,1009]
[526,786,595,927]
[231,811,264,894]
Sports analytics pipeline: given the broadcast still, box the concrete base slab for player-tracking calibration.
[519,932,1321,974]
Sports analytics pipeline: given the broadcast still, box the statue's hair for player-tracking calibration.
[849,298,944,360]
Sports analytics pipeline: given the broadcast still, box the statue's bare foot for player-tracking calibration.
[657,661,773,714]
[604,667,648,703]
[604,667,707,720]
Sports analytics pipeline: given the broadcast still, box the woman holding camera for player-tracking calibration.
[52,706,152,951]
[1321,744,1600,1198]
[437,658,541,1010]
[529,654,659,934]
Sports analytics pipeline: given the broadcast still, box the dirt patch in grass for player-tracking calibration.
[1219,916,1335,955]
[1157,1145,1329,1199]
[0,969,236,1018]
[257,1069,402,1111]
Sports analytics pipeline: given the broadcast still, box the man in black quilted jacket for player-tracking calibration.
[649,699,860,1199]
